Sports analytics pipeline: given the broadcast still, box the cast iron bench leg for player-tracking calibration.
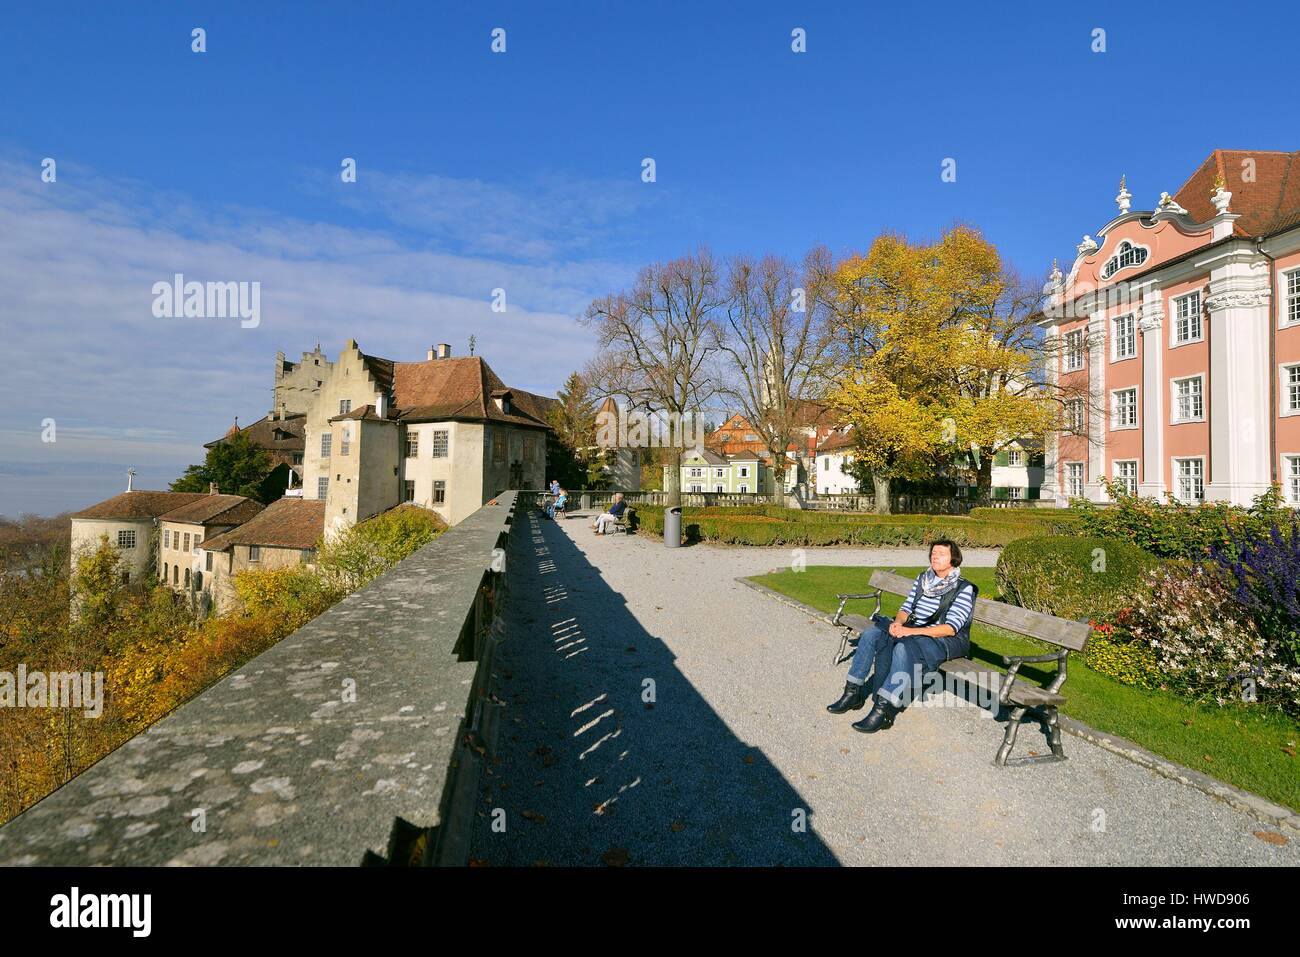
[995,704,1025,766]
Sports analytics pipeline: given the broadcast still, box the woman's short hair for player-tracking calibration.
[928,538,963,567]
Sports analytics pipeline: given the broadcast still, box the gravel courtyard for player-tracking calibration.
[468,508,1300,866]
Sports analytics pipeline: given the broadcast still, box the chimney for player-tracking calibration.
[437,343,451,359]
[427,345,436,360]
[126,467,136,492]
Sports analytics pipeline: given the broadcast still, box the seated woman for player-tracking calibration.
[546,489,568,520]
[592,494,629,534]
[824,539,978,733]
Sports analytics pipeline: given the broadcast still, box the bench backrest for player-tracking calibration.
[867,569,1090,651]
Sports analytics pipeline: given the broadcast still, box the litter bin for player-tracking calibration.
[664,506,682,548]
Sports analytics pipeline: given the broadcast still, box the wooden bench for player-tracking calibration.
[830,569,1091,767]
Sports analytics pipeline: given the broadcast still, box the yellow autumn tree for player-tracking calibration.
[826,225,1059,509]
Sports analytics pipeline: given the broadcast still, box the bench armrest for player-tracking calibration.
[832,590,881,627]
[999,648,1071,703]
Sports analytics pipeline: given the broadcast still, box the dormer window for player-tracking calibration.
[1100,240,1149,279]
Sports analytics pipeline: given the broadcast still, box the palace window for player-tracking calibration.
[1112,388,1138,429]
[1174,458,1204,503]
[739,466,750,477]
[1113,313,1136,360]
[1065,399,1085,434]
[205,552,213,572]
[320,433,332,457]
[689,484,703,493]
[1009,486,1024,500]
[403,480,415,502]
[715,484,725,493]
[1063,330,1085,371]
[738,485,749,494]
[339,399,352,415]
[117,529,135,549]
[184,568,191,588]
[317,476,329,500]
[1173,291,1203,344]
[406,431,419,458]
[431,430,448,457]
[184,532,191,551]
[1173,376,1204,423]
[340,426,351,456]
[715,468,725,477]
[1286,269,1300,326]
[163,529,170,548]
[1007,449,1023,467]
[1100,240,1149,280]
[433,480,446,505]
[688,467,703,477]
[162,563,168,582]
[1114,460,1138,496]
[1285,455,1300,505]
[1284,363,1300,414]
[1065,462,1084,498]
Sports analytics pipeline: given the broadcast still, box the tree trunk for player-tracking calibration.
[771,463,785,503]
[665,448,682,508]
[976,449,993,503]
[873,474,891,515]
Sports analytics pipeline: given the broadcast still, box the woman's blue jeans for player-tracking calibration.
[846,615,948,707]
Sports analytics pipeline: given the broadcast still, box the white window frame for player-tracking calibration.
[431,430,449,458]
[1113,459,1139,496]
[117,529,136,549]
[1172,456,1205,503]
[738,484,749,494]
[688,467,703,478]
[714,468,725,477]
[433,480,446,505]
[1171,374,1205,424]
[1006,448,1023,467]
[1100,240,1150,280]
[1008,486,1024,500]
[688,484,703,493]
[1284,268,1300,328]
[320,432,332,457]
[1171,291,1204,346]
[1282,454,1300,505]
[406,431,419,458]
[1110,386,1138,430]
[1280,362,1300,417]
[1112,312,1137,361]
[317,476,329,500]
[1065,398,1085,434]
[1063,329,1085,372]
[249,545,261,563]
[339,399,352,415]
[739,465,750,478]
[1064,462,1085,498]
[714,484,725,493]
[340,425,351,456]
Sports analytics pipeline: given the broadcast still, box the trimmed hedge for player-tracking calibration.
[632,505,1077,548]
[994,534,1163,621]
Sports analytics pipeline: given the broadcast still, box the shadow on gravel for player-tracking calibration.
[470,508,839,866]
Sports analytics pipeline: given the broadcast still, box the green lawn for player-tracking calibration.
[749,565,1300,813]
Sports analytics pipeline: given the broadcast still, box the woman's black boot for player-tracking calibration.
[852,697,898,733]
[826,681,868,714]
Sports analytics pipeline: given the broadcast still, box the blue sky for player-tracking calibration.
[2,1,1299,514]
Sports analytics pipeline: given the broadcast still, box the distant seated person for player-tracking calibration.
[592,493,629,534]
[549,479,560,497]
[546,489,567,520]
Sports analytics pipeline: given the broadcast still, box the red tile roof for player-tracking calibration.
[205,412,306,453]
[390,356,555,428]
[159,494,265,526]
[1173,149,1300,238]
[71,491,209,521]
[200,498,325,551]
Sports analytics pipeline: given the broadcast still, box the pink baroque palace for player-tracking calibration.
[1040,149,1300,508]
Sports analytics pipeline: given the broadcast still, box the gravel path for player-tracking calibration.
[469,511,1299,866]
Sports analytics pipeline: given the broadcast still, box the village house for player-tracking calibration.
[68,475,209,585]
[199,498,326,615]
[1041,149,1300,507]
[158,489,264,598]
